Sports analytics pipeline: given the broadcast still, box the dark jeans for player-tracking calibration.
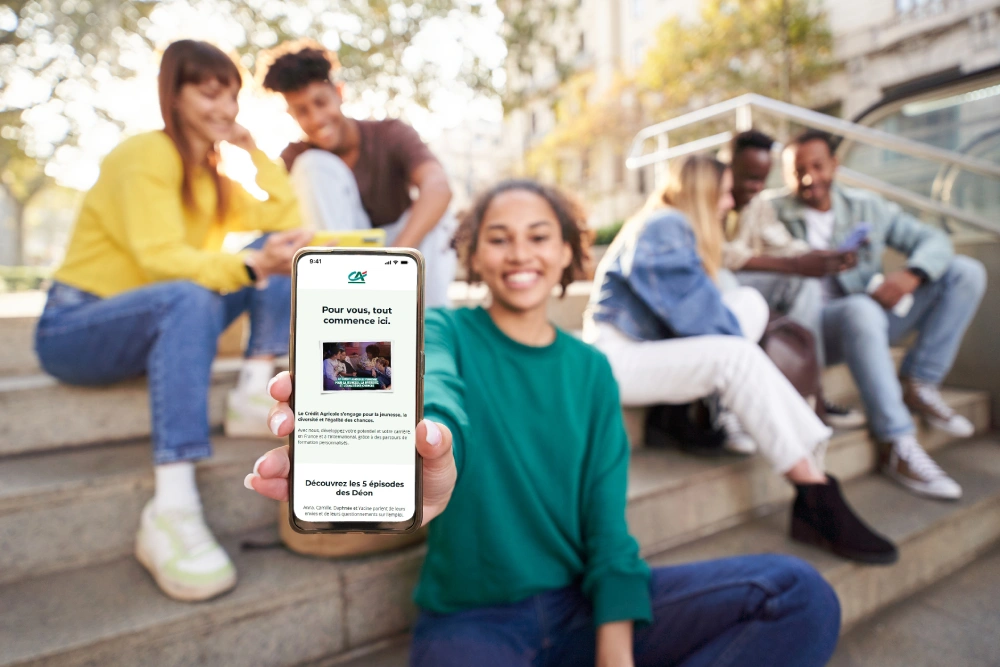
[411,555,840,667]
[34,236,290,464]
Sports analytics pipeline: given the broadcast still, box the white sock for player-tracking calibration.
[154,462,201,513]
[236,358,274,394]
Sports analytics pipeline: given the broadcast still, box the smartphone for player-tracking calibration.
[288,247,424,534]
[310,229,387,248]
[838,223,871,252]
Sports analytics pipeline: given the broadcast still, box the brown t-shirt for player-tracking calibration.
[282,118,439,228]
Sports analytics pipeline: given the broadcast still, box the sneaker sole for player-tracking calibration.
[822,414,868,430]
[135,539,237,602]
[880,465,962,501]
[926,415,975,438]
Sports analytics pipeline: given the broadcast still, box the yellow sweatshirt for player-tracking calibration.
[54,131,301,297]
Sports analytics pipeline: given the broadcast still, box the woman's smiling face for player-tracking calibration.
[470,189,573,314]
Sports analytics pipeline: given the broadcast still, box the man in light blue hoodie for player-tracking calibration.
[772,130,987,502]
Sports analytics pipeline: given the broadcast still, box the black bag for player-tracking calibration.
[644,396,729,457]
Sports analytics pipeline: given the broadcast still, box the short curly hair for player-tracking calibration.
[259,39,340,93]
[453,179,592,297]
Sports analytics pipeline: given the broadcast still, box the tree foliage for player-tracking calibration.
[639,0,835,109]
[526,0,836,177]
[0,0,574,264]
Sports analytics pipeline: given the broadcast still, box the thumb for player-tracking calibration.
[416,418,452,467]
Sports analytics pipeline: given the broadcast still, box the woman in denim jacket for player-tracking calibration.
[584,155,897,566]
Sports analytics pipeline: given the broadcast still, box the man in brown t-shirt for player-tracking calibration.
[260,41,456,306]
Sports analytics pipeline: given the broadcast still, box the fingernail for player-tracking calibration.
[269,412,287,436]
[253,454,267,475]
[423,419,441,446]
[243,473,258,490]
[265,375,278,397]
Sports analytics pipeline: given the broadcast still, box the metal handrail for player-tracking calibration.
[625,93,1000,235]
[626,94,1000,179]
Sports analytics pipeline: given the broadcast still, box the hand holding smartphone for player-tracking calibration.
[838,222,871,252]
[245,372,457,529]
[286,248,426,533]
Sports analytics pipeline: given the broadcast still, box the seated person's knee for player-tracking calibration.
[947,255,987,298]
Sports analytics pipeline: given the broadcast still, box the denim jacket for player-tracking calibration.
[586,208,742,342]
[770,183,954,295]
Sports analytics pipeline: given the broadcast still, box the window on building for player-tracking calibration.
[578,33,586,53]
[637,166,647,195]
[530,111,537,135]
[614,153,625,185]
[896,0,935,11]
[631,0,643,19]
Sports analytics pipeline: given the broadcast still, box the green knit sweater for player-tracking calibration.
[415,307,651,626]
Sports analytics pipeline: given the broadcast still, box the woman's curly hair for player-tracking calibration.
[453,179,592,297]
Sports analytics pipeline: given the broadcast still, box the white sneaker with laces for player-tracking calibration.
[904,380,975,438]
[225,388,278,438]
[717,410,757,455]
[135,500,237,601]
[881,435,962,500]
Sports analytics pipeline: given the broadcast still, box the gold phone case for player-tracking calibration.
[288,246,425,534]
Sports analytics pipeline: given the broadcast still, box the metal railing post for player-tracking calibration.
[735,105,753,132]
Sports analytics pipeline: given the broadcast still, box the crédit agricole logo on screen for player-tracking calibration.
[348,270,367,284]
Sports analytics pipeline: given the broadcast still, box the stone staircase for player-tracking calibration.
[1,286,998,667]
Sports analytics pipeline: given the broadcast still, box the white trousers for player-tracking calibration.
[584,322,831,474]
[289,149,457,307]
[717,269,770,343]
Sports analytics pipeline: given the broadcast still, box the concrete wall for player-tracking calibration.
[948,236,1000,428]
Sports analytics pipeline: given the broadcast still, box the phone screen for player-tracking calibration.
[290,250,422,530]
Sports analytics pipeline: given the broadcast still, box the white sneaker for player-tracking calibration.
[716,410,757,455]
[880,435,962,500]
[135,500,237,601]
[225,388,277,438]
[902,379,975,438]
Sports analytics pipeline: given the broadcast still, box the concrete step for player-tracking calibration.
[0,359,246,458]
[0,291,46,376]
[0,389,985,607]
[0,355,289,459]
[338,437,1000,667]
[626,389,989,556]
[648,438,1000,631]
[0,437,278,586]
[0,529,424,667]
[828,544,1000,667]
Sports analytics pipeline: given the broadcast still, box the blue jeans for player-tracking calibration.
[34,238,290,464]
[822,256,986,440]
[410,555,840,667]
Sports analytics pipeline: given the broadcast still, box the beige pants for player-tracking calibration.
[584,321,830,474]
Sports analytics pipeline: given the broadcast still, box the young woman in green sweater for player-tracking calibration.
[245,180,841,666]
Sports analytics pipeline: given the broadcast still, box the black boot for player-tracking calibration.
[791,474,898,565]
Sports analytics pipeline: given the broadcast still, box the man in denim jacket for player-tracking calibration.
[771,130,987,501]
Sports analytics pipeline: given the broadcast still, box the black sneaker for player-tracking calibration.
[822,401,867,429]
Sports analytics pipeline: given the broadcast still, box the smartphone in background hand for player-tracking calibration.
[838,223,871,252]
[310,229,387,248]
[288,248,424,534]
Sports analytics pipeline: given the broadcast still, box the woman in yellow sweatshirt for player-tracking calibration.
[34,40,311,602]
